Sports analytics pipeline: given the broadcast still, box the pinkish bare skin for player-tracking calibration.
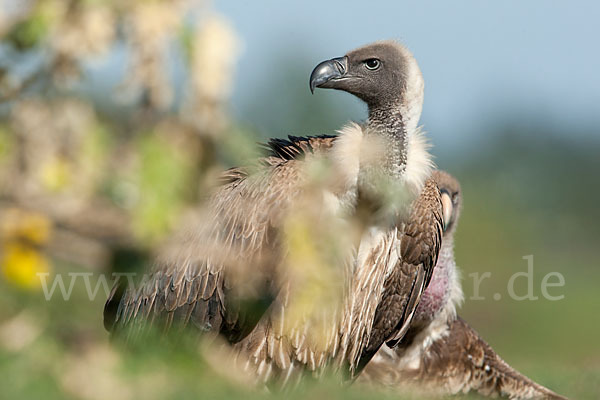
[412,237,459,325]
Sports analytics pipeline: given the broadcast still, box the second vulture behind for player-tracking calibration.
[361,171,567,400]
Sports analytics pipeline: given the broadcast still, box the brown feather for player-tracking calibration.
[361,317,567,400]
[104,137,320,342]
[359,171,566,399]
[353,177,443,373]
[104,128,443,385]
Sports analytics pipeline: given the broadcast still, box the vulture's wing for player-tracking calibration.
[349,177,443,374]
[435,317,568,399]
[361,317,567,400]
[104,135,337,343]
[259,134,337,164]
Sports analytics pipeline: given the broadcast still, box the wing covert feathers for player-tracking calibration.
[360,317,567,400]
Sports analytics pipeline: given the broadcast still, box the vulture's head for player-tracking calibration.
[309,41,424,113]
[432,170,462,235]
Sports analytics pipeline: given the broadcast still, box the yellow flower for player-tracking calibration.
[1,209,52,290]
[2,241,51,290]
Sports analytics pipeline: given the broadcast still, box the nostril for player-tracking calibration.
[331,57,347,75]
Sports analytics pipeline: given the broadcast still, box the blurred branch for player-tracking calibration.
[0,0,241,273]
[0,194,136,270]
[0,65,46,104]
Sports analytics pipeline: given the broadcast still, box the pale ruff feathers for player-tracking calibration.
[392,44,431,196]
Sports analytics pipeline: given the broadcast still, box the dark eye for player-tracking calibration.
[364,58,380,70]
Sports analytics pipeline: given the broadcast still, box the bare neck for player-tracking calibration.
[414,237,460,323]
[366,104,408,178]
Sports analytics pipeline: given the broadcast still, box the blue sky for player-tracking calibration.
[214,0,600,151]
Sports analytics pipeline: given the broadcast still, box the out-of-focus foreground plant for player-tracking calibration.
[0,0,241,287]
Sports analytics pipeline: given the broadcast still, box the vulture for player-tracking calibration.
[360,171,567,400]
[104,41,443,383]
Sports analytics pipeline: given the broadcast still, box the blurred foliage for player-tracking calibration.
[0,0,239,247]
[130,131,194,243]
[0,0,598,399]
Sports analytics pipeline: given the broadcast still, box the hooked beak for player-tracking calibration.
[309,56,348,93]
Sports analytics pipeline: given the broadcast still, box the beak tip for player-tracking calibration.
[309,73,318,94]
